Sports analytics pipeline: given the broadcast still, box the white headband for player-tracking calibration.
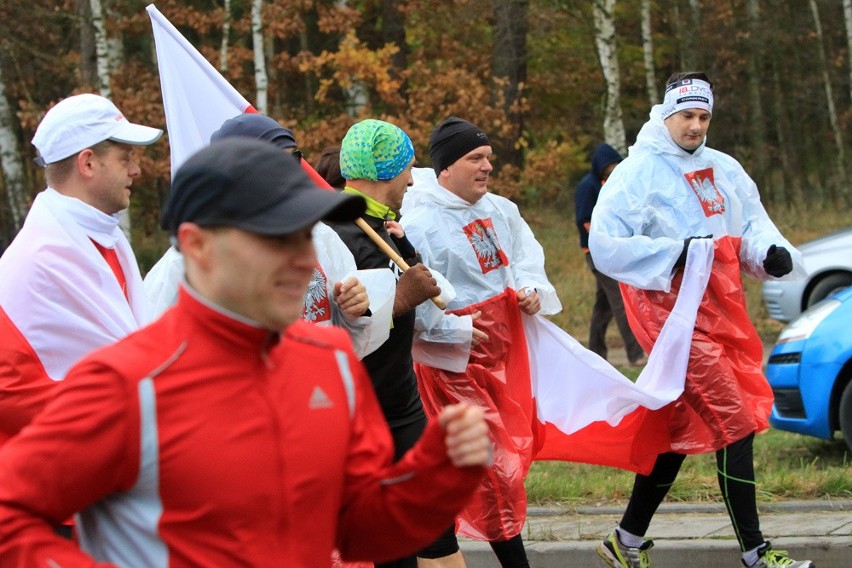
[661,78,714,120]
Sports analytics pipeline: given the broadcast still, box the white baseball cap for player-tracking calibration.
[32,93,163,166]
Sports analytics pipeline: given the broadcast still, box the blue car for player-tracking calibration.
[765,286,852,451]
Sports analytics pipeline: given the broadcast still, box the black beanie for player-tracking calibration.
[429,117,490,174]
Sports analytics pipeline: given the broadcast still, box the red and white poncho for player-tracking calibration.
[589,104,805,453]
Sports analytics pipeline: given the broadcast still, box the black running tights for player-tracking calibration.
[619,432,763,551]
[489,533,530,568]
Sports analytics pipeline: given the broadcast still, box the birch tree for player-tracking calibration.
[90,0,110,98]
[640,0,658,106]
[0,63,27,232]
[809,0,847,193]
[251,0,268,114]
[592,0,626,154]
[220,0,232,72]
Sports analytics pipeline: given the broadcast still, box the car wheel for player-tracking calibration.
[840,381,852,453]
[806,272,852,309]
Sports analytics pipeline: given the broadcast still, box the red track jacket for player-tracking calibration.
[0,286,483,567]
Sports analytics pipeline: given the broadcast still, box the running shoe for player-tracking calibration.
[597,530,654,568]
[744,541,815,567]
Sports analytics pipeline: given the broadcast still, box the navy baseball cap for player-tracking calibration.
[162,138,364,236]
[210,113,297,150]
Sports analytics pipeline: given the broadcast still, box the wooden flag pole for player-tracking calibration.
[354,218,447,310]
[299,160,446,310]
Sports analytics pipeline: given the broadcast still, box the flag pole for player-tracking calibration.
[300,160,446,310]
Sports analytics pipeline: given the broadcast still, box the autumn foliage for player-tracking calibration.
[0,0,850,250]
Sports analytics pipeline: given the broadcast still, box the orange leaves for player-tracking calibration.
[302,31,403,106]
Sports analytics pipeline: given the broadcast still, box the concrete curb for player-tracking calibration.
[528,498,852,517]
[458,501,852,567]
[460,537,850,567]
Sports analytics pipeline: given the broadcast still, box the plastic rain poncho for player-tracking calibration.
[588,105,805,453]
[400,168,561,541]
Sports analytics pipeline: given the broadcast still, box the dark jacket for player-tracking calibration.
[574,143,622,251]
[326,215,425,430]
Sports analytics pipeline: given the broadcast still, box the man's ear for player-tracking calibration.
[176,223,213,269]
[76,149,97,180]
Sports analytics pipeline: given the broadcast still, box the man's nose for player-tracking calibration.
[291,239,317,270]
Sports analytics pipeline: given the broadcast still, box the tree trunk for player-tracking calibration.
[809,0,847,197]
[106,4,124,76]
[382,0,407,81]
[220,0,232,72]
[640,0,658,106]
[844,0,852,105]
[592,0,626,155]
[89,0,110,98]
[769,55,803,205]
[77,0,96,87]
[745,0,767,199]
[251,0,268,114]
[334,1,368,117]
[674,0,702,70]
[492,0,528,169]
[299,28,314,114]
[0,65,27,233]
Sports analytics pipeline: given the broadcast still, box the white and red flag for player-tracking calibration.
[147,4,257,174]
[402,169,715,540]
[0,190,150,446]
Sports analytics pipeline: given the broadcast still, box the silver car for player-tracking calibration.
[762,227,852,322]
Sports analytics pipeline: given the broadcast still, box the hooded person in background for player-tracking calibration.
[0,139,492,567]
[144,113,394,360]
[400,117,563,568]
[588,71,811,568]
[0,93,162,448]
[575,143,646,367]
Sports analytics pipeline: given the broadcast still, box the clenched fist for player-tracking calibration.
[334,276,370,318]
[438,404,492,468]
[393,264,441,316]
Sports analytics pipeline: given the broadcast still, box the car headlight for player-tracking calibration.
[776,298,841,343]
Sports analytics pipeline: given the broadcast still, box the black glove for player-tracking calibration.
[763,244,793,277]
[391,234,417,261]
[393,264,441,316]
[674,235,713,269]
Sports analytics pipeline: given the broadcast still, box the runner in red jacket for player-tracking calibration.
[0,139,490,567]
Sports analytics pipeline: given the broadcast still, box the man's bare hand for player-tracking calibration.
[469,310,490,346]
[334,277,370,318]
[517,288,541,315]
[438,403,492,468]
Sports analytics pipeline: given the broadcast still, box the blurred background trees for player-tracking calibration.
[0,0,850,255]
